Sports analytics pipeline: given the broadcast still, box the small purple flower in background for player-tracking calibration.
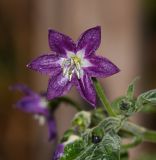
[10,84,57,141]
[53,144,64,160]
[27,26,119,106]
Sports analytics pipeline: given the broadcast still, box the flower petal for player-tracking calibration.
[75,74,96,106]
[47,73,72,100]
[84,55,120,78]
[16,96,48,115]
[53,144,64,160]
[76,26,101,57]
[27,54,62,76]
[47,116,57,141]
[10,84,35,96]
[48,29,76,56]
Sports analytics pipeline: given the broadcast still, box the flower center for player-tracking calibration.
[62,56,81,81]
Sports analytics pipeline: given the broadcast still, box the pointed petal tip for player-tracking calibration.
[26,63,35,71]
[48,28,76,55]
[88,25,101,31]
[114,65,121,74]
[77,26,101,56]
[93,25,101,31]
[88,97,97,108]
[48,28,55,35]
[108,64,120,77]
[26,63,31,68]
[91,102,96,108]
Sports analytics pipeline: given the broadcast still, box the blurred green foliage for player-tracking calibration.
[137,154,156,160]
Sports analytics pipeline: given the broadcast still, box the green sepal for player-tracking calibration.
[126,77,139,99]
[111,97,136,117]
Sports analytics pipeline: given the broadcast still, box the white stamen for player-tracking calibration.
[75,68,80,79]
[61,54,82,81]
[63,67,69,76]
[68,74,72,81]
[34,114,46,126]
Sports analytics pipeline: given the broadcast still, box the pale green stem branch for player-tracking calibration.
[122,121,156,143]
[92,78,116,116]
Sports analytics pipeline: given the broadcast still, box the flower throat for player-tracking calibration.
[62,56,81,81]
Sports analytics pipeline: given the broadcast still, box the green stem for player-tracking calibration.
[92,78,116,116]
[122,136,142,149]
[122,121,156,143]
[141,104,156,113]
[143,130,156,142]
[49,96,81,112]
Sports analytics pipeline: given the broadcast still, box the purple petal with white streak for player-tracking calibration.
[27,54,62,76]
[53,144,64,160]
[48,29,76,57]
[10,84,35,96]
[84,55,120,78]
[76,26,101,57]
[47,72,72,100]
[16,96,48,115]
[75,74,96,106]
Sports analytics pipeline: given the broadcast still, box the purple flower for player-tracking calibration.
[27,26,119,106]
[53,144,64,160]
[11,84,57,141]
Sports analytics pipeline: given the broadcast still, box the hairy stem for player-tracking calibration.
[143,130,156,142]
[92,78,116,116]
[123,121,156,143]
[140,104,156,113]
[122,135,142,149]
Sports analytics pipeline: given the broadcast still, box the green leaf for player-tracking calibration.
[61,130,121,160]
[61,115,122,160]
[137,89,156,106]
[60,139,85,160]
[99,116,124,133]
[126,77,139,99]
[77,131,120,160]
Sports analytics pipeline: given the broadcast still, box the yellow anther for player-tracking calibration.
[71,56,81,65]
